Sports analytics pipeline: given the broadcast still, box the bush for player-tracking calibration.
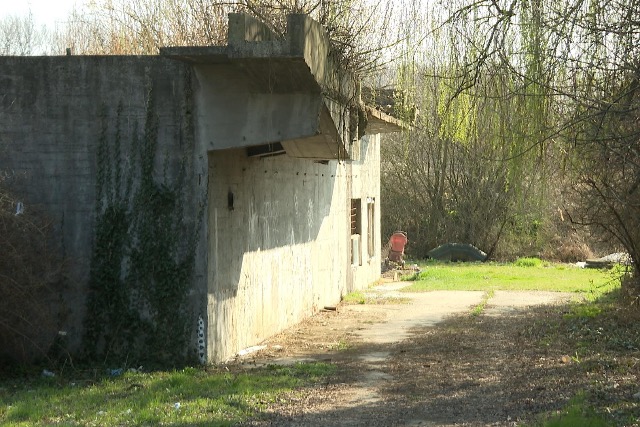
[514,257,544,267]
[0,185,65,366]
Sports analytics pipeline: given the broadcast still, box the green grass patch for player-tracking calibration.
[401,261,620,297]
[342,290,411,305]
[514,257,545,267]
[471,290,495,316]
[0,363,335,426]
[329,339,350,351]
[528,393,609,427]
[342,290,367,304]
[565,304,603,320]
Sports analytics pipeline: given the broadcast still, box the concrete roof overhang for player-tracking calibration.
[365,106,405,134]
[161,13,402,160]
[160,48,323,94]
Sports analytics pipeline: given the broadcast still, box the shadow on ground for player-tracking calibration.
[238,294,640,426]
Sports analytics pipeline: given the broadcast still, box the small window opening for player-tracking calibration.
[227,190,234,211]
[350,199,362,266]
[367,198,375,258]
[350,199,361,235]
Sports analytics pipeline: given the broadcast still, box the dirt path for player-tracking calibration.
[233,283,583,426]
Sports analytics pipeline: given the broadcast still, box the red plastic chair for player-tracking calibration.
[388,231,408,263]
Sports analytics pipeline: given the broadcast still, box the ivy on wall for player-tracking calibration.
[84,78,200,367]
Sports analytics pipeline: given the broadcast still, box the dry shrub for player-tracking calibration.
[538,212,596,262]
[0,185,65,366]
[542,234,594,262]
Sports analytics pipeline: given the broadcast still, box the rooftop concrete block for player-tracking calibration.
[161,13,398,160]
[228,13,279,43]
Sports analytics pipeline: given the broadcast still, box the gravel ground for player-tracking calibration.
[232,281,640,427]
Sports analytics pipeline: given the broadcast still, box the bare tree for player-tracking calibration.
[52,0,400,77]
[238,0,399,74]
[53,0,231,55]
[381,62,554,260]
[379,0,563,260]
[381,0,639,271]
[0,11,48,55]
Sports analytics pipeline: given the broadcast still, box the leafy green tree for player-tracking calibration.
[381,0,559,259]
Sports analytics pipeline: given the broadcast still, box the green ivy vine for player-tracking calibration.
[84,76,199,367]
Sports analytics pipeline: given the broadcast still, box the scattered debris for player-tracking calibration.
[41,369,55,378]
[238,345,267,357]
[585,253,632,269]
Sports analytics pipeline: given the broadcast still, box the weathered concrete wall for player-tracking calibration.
[0,50,384,364]
[0,56,208,350]
[206,134,381,362]
[350,134,382,288]
[193,64,322,151]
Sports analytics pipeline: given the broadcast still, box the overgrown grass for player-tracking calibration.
[342,290,411,305]
[401,261,620,298]
[0,363,335,426]
[471,290,495,316]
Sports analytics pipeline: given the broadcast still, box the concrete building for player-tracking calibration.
[0,13,401,363]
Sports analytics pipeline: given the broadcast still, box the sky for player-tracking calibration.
[0,0,84,28]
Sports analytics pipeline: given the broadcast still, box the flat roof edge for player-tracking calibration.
[365,106,407,134]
